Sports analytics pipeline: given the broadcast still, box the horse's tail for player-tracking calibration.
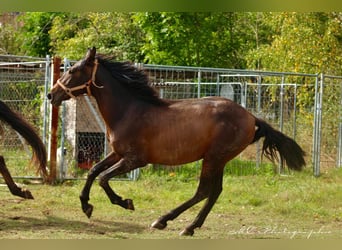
[0,100,48,180]
[252,117,305,171]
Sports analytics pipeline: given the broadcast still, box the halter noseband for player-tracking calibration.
[56,59,103,99]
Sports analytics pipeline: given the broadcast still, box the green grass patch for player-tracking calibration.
[2,166,341,239]
[1,149,342,239]
[140,158,275,182]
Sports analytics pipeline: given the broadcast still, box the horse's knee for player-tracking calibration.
[98,174,109,188]
[88,166,99,178]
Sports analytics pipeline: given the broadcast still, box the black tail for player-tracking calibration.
[0,100,48,179]
[253,118,305,171]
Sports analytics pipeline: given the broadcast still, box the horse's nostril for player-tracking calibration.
[47,93,52,100]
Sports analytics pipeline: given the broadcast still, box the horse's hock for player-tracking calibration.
[64,96,105,170]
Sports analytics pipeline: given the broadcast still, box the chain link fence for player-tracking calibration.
[143,64,321,175]
[0,55,341,181]
[317,75,342,172]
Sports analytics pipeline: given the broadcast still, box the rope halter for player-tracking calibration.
[56,59,103,99]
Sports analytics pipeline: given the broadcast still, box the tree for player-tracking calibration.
[0,13,20,55]
[16,12,58,57]
[246,12,342,75]
[49,12,145,61]
[5,11,342,76]
[245,12,342,123]
[133,12,255,68]
[0,22,19,54]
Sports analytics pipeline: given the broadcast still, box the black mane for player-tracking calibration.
[96,56,168,106]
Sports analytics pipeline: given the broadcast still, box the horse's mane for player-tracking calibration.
[96,55,168,106]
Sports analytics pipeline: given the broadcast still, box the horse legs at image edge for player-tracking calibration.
[79,152,137,218]
[0,155,34,199]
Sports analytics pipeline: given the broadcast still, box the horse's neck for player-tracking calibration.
[91,80,135,126]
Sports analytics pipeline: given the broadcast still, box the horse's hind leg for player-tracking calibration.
[151,160,224,236]
[180,169,223,236]
[150,179,210,231]
[0,155,34,199]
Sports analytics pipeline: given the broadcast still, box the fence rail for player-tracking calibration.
[0,55,341,181]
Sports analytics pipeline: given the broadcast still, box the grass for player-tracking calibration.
[0,165,342,239]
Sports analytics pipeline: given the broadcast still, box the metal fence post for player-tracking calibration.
[42,55,50,146]
[216,74,220,96]
[337,76,342,168]
[256,75,262,168]
[197,70,201,98]
[278,76,285,174]
[58,58,68,181]
[313,73,323,177]
[338,123,342,168]
[293,83,298,140]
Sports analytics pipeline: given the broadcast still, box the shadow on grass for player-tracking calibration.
[0,214,146,238]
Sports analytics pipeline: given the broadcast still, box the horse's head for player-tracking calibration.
[47,47,99,106]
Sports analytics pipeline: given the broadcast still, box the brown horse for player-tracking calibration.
[0,100,48,199]
[47,47,305,236]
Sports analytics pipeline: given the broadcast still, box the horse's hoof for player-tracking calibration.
[125,199,135,210]
[84,204,94,218]
[24,191,34,199]
[22,190,34,199]
[179,228,194,236]
[151,220,167,230]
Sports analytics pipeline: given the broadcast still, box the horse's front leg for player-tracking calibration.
[98,157,145,211]
[80,151,121,218]
[0,156,33,199]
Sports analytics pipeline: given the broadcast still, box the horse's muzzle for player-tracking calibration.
[46,92,63,107]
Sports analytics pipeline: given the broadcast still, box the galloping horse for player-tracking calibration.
[48,47,305,236]
[0,100,47,199]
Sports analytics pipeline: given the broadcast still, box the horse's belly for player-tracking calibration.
[150,149,204,165]
[148,133,209,165]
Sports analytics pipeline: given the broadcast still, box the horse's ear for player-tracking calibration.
[85,47,96,64]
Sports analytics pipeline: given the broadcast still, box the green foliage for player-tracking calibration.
[246,12,342,75]
[49,12,145,61]
[133,12,261,67]
[16,12,58,57]
[4,11,341,76]
[0,19,19,54]
[244,12,342,112]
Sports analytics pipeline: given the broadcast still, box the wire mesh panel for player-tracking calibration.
[144,64,322,175]
[0,55,48,178]
[59,64,341,178]
[320,75,342,169]
[1,55,340,179]
[61,95,108,179]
